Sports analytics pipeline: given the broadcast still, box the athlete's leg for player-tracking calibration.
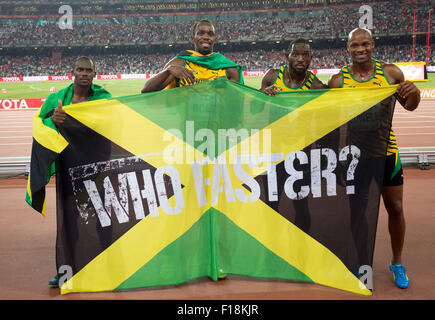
[381,184,405,265]
[382,183,409,288]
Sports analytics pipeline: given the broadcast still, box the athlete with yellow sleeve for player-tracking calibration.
[259,39,327,235]
[328,28,421,289]
[141,20,243,93]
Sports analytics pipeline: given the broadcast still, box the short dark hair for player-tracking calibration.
[287,38,311,52]
[190,20,214,38]
[73,56,95,69]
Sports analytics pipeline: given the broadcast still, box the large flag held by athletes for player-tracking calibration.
[26,79,397,295]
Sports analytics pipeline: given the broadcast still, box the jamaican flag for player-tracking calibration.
[25,83,111,214]
[25,106,69,214]
[27,79,396,295]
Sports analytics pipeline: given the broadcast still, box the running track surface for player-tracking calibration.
[1,168,434,300]
[0,99,434,300]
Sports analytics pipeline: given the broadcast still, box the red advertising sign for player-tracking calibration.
[0,99,45,110]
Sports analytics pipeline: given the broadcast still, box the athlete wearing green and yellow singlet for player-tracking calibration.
[141,20,243,93]
[162,49,243,88]
[140,20,242,282]
[329,28,421,289]
[260,39,327,234]
[340,58,403,184]
[271,65,318,91]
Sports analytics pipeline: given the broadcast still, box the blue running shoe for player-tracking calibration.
[389,262,409,289]
[48,274,59,288]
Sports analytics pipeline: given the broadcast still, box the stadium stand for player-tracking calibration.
[0,0,433,76]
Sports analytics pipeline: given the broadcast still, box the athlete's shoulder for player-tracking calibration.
[225,66,240,82]
[46,83,72,102]
[262,68,280,80]
[328,70,343,88]
[43,91,60,106]
[91,83,112,99]
[264,68,280,77]
[164,56,185,68]
[259,68,279,87]
[311,75,328,89]
[258,68,280,91]
[39,84,72,116]
[381,62,404,85]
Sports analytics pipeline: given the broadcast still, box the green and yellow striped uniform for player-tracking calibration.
[341,59,398,157]
[273,65,317,91]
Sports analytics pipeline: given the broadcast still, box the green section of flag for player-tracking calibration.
[116,207,311,290]
[116,79,326,157]
[115,208,215,290]
[214,207,313,282]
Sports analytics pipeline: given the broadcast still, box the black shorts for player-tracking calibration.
[383,152,403,187]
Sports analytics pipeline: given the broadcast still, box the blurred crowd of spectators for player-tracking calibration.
[0,0,402,15]
[0,44,432,77]
[1,0,433,77]
[0,1,433,46]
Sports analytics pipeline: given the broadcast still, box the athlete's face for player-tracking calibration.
[73,60,96,87]
[287,43,312,76]
[347,31,374,64]
[192,22,216,55]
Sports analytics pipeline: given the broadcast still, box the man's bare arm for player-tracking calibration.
[141,57,195,93]
[225,67,240,83]
[259,69,279,96]
[384,63,420,111]
[312,77,328,89]
[327,73,342,89]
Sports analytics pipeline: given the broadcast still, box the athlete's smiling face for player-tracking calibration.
[347,30,374,64]
[192,22,216,55]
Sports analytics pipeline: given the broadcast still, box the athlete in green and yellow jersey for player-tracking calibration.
[342,58,400,155]
[329,28,421,289]
[141,20,243,93]
[259,39,326,234]
[260,38,327,95]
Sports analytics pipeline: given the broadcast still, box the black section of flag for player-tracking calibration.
[55,115,179,275]
[252,97,395,273]
[28,138,58,212]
